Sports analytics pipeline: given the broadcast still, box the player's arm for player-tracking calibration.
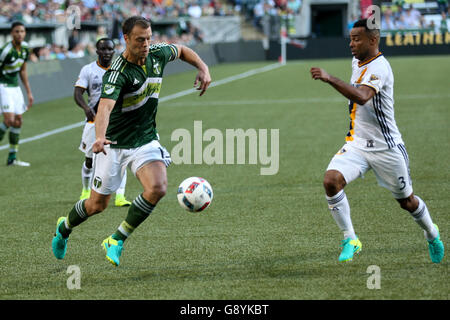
[173,44,211,96]
[74,86,95,122]
[310,67,375,105]
[92,98,116,155]
[19,62,33,108]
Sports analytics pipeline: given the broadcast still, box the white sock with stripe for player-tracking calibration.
[326,190,357,240]
[410,196,438,241]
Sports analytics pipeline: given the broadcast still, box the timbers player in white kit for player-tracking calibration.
[310,19,444,263]
[74,38,131,207]
[52,16,211,266]
[0,21,34,166]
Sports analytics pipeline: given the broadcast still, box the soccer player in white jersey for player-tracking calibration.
[74,38,131,207]
[0,21,34,166]
[310,19,444,263]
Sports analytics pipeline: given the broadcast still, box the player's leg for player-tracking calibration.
[52,147,122,260]
[371,144,444,263]
[325,145,369,261]
[114,170,131,207]
[79,122,95,199]
[80,157,93,200]
[103,141,171,266]
[6,88,29,166]
[0,112,13,142]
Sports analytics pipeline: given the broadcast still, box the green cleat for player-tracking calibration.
[339,237,362,262]
[80,188,90,200]
[52,217,68,259]
[428,224,444,264]
[102,236,124,267]
[114,194,131,207]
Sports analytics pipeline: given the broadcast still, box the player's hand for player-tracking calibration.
[310,67,331,83]
[194,67,211,96]
[92,137,112,155]
[84,107,95,122]
[27,93,34,109]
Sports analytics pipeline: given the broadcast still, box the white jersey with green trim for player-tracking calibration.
[346,53,404,151]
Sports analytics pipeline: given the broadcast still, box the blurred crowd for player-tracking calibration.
[379,2,449,32]
[250,0,302,31]
[0,0,238,24]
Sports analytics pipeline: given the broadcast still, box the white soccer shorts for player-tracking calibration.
[91,140,172,195]
[0,85,27,115]
[79,121,96,158]
[326,143,413,199]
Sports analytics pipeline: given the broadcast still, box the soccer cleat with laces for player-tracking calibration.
[428,224,444,264]
[79,188,91,200]
[52,217,69,259]
[7,159,30,166]
[339,237,362,262]
[115,194,131,207]
[102,236,124,266]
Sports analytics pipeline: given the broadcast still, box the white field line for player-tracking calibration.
[0,63,283,151]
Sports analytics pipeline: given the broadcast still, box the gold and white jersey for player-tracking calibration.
[74,60,109,113]
[346,53,404,151]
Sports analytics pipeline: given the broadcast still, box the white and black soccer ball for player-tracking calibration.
[177,177,213,212]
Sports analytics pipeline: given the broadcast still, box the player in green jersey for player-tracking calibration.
[0,21,34,166]
[52,16,211,266]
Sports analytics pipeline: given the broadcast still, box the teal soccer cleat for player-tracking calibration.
[428,224,444,264]
[339,237,362,262]
[52,217,68,259]
[102,236,124,267]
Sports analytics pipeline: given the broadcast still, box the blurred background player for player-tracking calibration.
[74,37,131,207]
[0,21,34,166]
[310,19,444,264]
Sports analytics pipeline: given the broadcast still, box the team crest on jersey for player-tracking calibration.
[369,74,380,86]
[104,84,115,95]
[152,59,161,74]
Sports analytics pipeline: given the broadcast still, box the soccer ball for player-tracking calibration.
[177,177,213,212]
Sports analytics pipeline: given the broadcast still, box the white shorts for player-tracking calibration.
[327,143,413,199]
[79,121,95,158]
[92,140,172,195]
[0,85,27,115]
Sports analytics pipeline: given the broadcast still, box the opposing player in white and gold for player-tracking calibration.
[74,38,131,207]
[310,19,444,263]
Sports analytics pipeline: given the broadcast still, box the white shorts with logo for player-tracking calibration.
[92,140,172,195]
[0,85,27,115]
[79,121,95,158]
[327,143,413,199]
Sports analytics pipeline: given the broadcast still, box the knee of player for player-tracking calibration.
[85,200,108,216]
[147,183,167,200]
[323,170,345,193]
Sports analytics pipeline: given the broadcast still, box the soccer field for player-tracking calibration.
[0,55,448,300]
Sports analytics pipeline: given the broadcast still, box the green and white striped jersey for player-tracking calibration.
[0,41,30,87]
[101,43,178,149]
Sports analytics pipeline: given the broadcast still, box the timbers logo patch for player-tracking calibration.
[103,84,115,95]
[93,176,102,189]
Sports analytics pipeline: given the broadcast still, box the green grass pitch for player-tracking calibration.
[0,56,448,300]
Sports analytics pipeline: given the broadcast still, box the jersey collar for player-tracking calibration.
[358,52,383,68]
[96,60,110,70]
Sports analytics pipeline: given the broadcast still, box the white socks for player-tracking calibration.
[116,170,127,196]
[326,190,356,240]
[410,196,438,241]
[81,162,93,190]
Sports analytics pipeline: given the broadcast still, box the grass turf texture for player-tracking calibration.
[0,56,448,300]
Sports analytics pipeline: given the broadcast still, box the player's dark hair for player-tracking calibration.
[96,37,114,49]
[353,18,380,39]
[122,16,151,36]
[11,21,25,31]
